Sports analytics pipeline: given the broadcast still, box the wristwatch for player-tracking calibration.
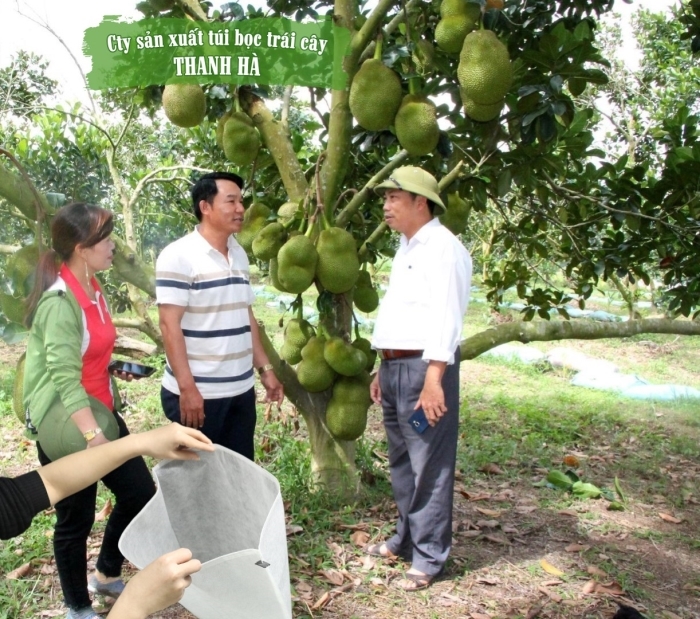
[83,427,103,442]
[256,363,274,376]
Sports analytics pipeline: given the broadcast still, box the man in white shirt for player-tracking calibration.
[368,166,472,590]
[156,172,283,460]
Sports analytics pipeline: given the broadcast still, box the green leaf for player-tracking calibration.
[546,470,573,490]
[614,476,626,503]
[571,481,602,499]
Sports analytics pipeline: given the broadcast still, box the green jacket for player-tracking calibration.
[23,286,120,435]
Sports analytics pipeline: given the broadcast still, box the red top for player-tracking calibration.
[60,264,116,411]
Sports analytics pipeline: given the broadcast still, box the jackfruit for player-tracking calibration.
[162,84,207,128]
[324,337,367,377]
[0,293,26,325]
[13,352,25,423]
[440,0,481,19]
[280,318,314,365]
[412,39,435,74]
[395,94,440,156]
[7,245,39,296]
[352,337,377,372]
[439,192,471,236]
[353,270,379,313]
[237,202,271,255]
[277,201,300,224]
[222,112,260,166]
[277,235,318,294]
[269,258,288,293]
[435,14,478,54]
[461,92,504,122]
[315,227,360,294]
[297,336,337,392]
[326,373,372,441]
[349,59,403,132]
[215,111,232,150]
[458,30,512,105]
[252,222,287,261]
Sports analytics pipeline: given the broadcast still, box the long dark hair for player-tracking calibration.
[25,203,114,326]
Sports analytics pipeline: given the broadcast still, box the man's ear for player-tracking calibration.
[199,199,212,216]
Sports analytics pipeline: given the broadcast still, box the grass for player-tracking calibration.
[1,274,699,618]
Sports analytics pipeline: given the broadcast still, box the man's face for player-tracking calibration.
[383,189,423,235]
[202,179,245,233]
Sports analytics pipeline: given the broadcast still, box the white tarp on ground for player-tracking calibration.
[120,447,291,619]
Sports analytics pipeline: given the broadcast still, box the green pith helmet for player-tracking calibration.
[37,396,119,461]
[374,166,446,213]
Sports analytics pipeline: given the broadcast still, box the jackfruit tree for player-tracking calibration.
[2,0,700,492]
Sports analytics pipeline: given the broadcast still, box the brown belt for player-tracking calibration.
[377,349,423,360]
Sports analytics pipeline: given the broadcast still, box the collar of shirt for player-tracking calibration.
[59,263,102,311]
[193,225,240,261]
[400,217,442,250]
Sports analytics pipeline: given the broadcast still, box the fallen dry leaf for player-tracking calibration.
[369,577,385,587]
[659,512,684,524]
[565,543,589,553]
[462,530,482,538]
[350,530,370,547]
[480,463,504,475]
[582,580,624,596]
[538,585,563,603]
[475,507,501,517]
[557,509,578,517]
[337,522,369,531]
[490,490,515,502]
[515,505,538,514]
[319,569,344,586]
[470,613,492,619]
[586,565,607,578]
[286,524,303,536]
[475,576,500,586]
[6,562,32,580]
[476,519,500,529]
[541,579,563,586]
[460,490,491,501]
[311,591,331,610]
[360,555,375,571]
[525,602,545,619]
[95,499,113,522]
[483,534,511,545]
[502,525,520,535]
[540,559,565,577]
[662,611,683,619]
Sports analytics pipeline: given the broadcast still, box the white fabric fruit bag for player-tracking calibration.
[119,446,291,619]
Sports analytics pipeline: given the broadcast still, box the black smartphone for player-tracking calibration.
[408,409,429,434]
[108,360,157,378]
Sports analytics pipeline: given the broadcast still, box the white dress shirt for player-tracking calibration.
[371,218,472,365]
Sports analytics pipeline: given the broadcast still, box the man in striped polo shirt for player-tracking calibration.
[156,172,284,460]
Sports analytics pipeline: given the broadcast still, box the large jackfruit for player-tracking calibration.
[461,92,504,122]
[315,228,360,294]
[458,30,512,105]
[412,39,435,75]
[252,222,287,261]
[162,84,207,128]
[280,318,314,365]
[297,336,337,392]
[324,337,367,377]
[222,112,261,166]
[0,293,26,325]
[353,270,379,313]
[277,201,300,224]
[352,337,377,372]
[435,14,478,54]
[326,373,372,441]
[277,235,318,294]
[440,0,480,19]
[349,59,403,132]
[215,111,232,150]
[269,258,288,292]
[439,192,471,236]
[237,202,270,256]
[8,244,39,296]
[395,94,440,157]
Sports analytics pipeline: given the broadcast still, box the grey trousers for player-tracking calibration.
[379,353,460,576]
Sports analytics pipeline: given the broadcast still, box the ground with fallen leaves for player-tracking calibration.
[1,317,699,619]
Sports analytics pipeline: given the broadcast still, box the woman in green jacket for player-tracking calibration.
[23,203,156,619]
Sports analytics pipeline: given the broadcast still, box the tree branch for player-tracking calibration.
[0,244,20,255]
[128,165,211,209]
[460,318,700,360]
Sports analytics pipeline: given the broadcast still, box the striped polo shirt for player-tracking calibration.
[155,226,256,398]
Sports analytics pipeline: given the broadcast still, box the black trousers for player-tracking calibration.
[161,386,257,461]
[37,413,155,609]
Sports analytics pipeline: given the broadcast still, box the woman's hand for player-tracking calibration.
[111,369,135,382]
[132,423,214,461]
[107,548,201,619]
